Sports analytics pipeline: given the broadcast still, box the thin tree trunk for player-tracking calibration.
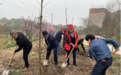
[39,0,43,75]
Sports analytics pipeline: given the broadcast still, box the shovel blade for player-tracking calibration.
[61,62,67,68]
[43,60,48,66]
[2,69,9,75]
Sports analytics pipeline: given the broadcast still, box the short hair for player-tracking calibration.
[42,31,48,36]
[10,31,17,35]
[85,34,95,41]
[78,38,84,45]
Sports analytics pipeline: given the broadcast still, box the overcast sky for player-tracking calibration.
[0,0,111,26]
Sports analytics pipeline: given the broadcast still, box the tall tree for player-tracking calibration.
[39,0,43,75]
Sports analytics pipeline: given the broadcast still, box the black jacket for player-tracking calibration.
[45,32,58,51]
[15,32,32,53]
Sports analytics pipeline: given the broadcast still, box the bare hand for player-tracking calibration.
[116,48,120,52]
[111,53,114,57]
[111,48,120,57]
[13,52,15,55]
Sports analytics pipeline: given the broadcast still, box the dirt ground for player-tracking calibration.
[0,40,120,75]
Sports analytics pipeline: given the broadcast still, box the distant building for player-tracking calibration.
[88,8,109,28]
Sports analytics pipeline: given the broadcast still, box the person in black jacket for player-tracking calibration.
[42,31,58,66]
[55,28,65,55]
[77,37,86,53]
[10,31,32,71]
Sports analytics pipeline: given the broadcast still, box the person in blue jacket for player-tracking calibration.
[42,31,58,66]
[55,28,65,55]
[85,34,120,75]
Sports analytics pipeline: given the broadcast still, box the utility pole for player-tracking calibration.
[39,0,43,75]
[51,14,53,25]
[72,18,74,24]
[65,7,68,25]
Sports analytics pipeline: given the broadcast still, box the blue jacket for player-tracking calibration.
[89,39,120,62]
[45,32,58,51]
[55,30,64,43]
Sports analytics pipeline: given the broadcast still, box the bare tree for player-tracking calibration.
[80,17,89,27]
[106,0,119,13]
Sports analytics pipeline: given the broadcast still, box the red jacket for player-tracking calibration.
[64,31,78,51]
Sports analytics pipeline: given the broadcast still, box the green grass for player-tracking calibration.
[111,66,119,70]
[117,61,121,66]
[31,37,39,42]
[4,62,8,66]
[0,35,38,49]
[29,52,36,56]
[106,73,109,75]
[9,49,12,51]
[3,38,16,49]
[113,57,116,60]
[11,67,23,75]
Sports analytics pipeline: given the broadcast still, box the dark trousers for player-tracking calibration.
[78,44,85,52]
[63,38,65,48]
[91,58,113,75]
[46,47,58,64]
[23,45,32,68]
[67,49,76,64]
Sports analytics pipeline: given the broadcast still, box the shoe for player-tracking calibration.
[84,51,86,54]
[73,64,78,66]
[23,67,28,72]
[73,61,78,66]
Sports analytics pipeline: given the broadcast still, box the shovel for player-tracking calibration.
[61,38,80,68]
[43,51,51,66]
[2,53,15,75]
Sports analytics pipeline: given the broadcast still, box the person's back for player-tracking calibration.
[89,40,106,61]
[86,34,120,75]
[16,32,32,48]
[96,39,112,57]
[55,30,62,43]
[46,32,58,47]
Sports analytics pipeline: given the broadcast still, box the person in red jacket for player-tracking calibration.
[64,24,78,66]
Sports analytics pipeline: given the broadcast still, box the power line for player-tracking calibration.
[1,0,38,14]
[25,0,39,8]
[53,16,65,22]
[1,2,38,14]
[17,0,39,10]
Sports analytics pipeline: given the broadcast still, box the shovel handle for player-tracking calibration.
[8,52,15,66]
[66,38,80,61]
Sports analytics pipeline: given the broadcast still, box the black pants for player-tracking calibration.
[46,47,58,64]
[23,45,32,68]
[91,58,113,75]
[67,49,76,64]
[63,38,65,48]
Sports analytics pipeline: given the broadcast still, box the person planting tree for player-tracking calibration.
[85,34,120,75]
[55,27,65,55]
[10,31,32,71]
[64,24,79,66]
[42,31,58,66]
[77,37,86,53]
